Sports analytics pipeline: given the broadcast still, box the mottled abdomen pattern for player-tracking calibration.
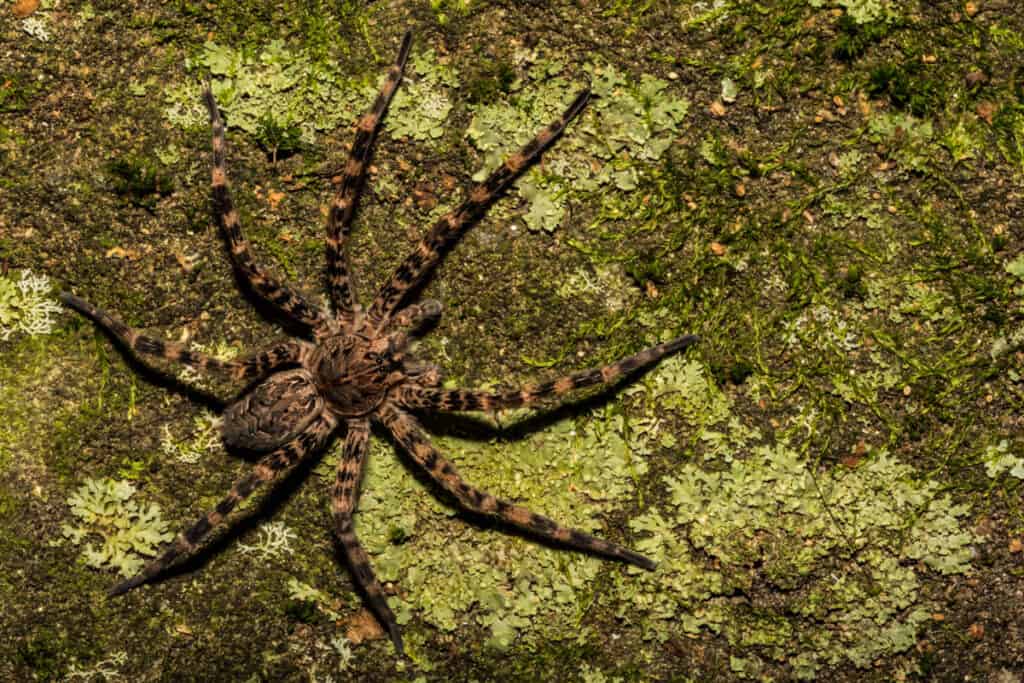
[222,369,323,452]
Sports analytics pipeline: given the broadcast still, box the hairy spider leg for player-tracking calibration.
[329,419,404,652]
[387,299,442,334]
[384,299,443,357]
[396,334,699,412]
[327,31,412,320]
[203,88,326,329]
[379,403,655,570]
[109,413,337,596]
[60,293,304,382]
[368,89,592,326]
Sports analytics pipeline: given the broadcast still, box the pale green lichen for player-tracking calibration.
[866,112,934,173]
[353,411,646,651]
[0,269,63,341]
[164,40,367,142]
[330,633,354,671]
[990,256,1024,359]
[165,41,458,149]
[61,478,176,577]
[286,578,344,621]
[613,384,976,678]
[65,650,127,681]
[808,0,898,24]
[579,663,626,683]
[464,60,688,232]
[386,49,459,142]
[982,440,1024,480]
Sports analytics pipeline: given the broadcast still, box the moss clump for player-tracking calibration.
[61,477,176,577]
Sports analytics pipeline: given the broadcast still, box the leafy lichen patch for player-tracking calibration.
[387,49,460,142]
[465,58,688,232]
[164,39,460,152]
[349,410,645,652]
[609,360,978,678]
[60,477,176,577]
[164,39,369,142]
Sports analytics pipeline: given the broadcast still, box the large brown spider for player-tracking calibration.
[61,32,697,653]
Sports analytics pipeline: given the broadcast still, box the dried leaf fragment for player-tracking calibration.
[11,0,38,18]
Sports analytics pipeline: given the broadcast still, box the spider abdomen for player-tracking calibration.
[222,369,324,452]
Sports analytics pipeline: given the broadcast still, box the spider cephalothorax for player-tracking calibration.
[62,31,697,653]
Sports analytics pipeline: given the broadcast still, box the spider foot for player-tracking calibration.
[107,574,147,597]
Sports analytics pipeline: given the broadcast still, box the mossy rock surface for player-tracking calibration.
[3,1,1024,680]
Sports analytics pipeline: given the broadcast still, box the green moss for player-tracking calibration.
[831,14,891,61]
[106,155,173,209]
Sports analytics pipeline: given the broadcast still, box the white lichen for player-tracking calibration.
[329,634,353,670]
[160,410,223,464]
[237,521,296,560]
[20,16,51,42]
[176,340,238,389]
[0,269,63,341]
[65,650,128,681]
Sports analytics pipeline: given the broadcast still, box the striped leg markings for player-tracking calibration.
[229,340,307,381]
[379,403,655,570]
[330,419,404,653]
[396,334,700,412]
[327,31,412,319]
[202,88,326,329]
[61,293,304,381]
[387,299,442,334]
[108,413,336,597]
[383,300,443,356]
[368,89,592,325]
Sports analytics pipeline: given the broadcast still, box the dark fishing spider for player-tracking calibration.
[62,32,698,653]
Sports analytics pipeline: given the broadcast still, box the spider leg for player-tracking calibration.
[388,299,442,335]
[327,31,412,319]
[330,418,404,653]
[203,88,327,330]
[383,300,443,357]
[379,403,654,570]
[395,334,699,412]
[402,359,444,387]
[61,293,305,381]
[368,89,591,325]
[109,412,337,596]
